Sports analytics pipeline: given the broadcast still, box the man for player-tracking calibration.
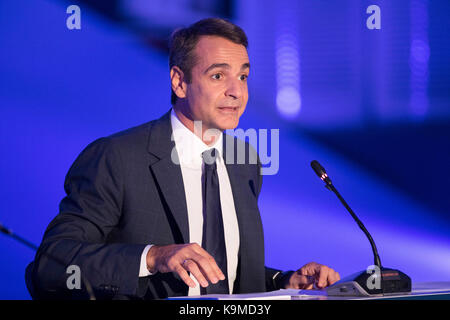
[27,18,340,300]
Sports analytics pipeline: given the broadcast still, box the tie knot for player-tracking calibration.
[202,148,218,166]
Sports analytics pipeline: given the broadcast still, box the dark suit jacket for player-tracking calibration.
[28,110,282,299]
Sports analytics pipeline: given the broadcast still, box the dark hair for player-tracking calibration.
[169,18,248,105]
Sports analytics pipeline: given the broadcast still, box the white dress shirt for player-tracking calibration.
[139,109,240,296]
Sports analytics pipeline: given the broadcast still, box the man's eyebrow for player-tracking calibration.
[241,62,250,71]
[204,62,250,74]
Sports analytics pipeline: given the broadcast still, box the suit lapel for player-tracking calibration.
[147,110,189,244]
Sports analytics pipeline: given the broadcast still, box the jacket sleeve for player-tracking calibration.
[31,137,147,299]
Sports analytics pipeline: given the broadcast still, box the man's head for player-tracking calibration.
[169,18,249,133]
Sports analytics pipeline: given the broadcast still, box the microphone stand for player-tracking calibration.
[326,183,382,269]
[311,161,411,296]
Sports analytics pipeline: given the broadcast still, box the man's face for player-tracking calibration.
[183,36,250,131]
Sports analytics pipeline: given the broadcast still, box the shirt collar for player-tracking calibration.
[170,108,223,165]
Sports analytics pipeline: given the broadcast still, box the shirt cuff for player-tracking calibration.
[139,244,156,277]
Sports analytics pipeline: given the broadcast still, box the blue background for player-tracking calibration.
[1,0,449,299]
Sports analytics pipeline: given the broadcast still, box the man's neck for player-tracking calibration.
[172,106,222,147]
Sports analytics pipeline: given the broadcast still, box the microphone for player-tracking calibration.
[311,160,332,189]
[0,222,96,300]
[310,160,411,297]
[311,160,381,268]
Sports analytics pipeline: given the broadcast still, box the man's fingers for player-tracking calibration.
[300,263,319,276]
[191,246,226,281]
[182,259,209,288]
[150,243,226,288]
[299,262,341,289]
[316,266,340,288]
[174,264,196,288]
[317,266,330,288]
[291,273,315,289]
[179,243,226,287]
[329,271,341,285]
[301,275,315,289]
[304,283,314,290]
[193,253,225,284]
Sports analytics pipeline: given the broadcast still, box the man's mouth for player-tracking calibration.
[218,106,239,113]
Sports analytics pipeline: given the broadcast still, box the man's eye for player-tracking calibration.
[211,73,222,80]
[239,74,248,81]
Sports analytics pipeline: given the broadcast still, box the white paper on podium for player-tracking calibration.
[167,289,327,300]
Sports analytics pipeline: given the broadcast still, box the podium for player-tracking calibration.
[168,282,450,300]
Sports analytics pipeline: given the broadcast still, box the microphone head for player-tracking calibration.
[311,160,332,185]
[311,160,326,177]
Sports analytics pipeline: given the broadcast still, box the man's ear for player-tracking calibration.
[170,66,187,100]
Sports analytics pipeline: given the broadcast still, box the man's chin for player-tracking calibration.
[217,120,240,131]
[215,114,241,130]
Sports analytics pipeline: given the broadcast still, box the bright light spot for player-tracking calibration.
[276,86,301,118]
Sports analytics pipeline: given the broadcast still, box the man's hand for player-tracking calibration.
[146,243,226,288]
[285,262,340,290]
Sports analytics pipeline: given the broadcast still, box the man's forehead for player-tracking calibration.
[194,36,249,68]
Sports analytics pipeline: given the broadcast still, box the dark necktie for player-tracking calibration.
[201,148,229,294]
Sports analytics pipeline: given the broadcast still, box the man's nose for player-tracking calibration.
[225,78,243,99]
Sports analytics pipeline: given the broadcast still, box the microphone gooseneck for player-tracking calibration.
[311,160,412,297]
[310,160,382,269]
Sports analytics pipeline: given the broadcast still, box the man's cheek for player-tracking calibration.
[239,105,247,117]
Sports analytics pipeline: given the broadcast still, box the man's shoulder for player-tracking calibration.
[107,120,155,144]
[105,110,172,150]
[70,110,173,167]
[68,121,153,168]
[79,111,168,161]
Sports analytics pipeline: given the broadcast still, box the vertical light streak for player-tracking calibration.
[409,0,430,118]
[276,4,301,118]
